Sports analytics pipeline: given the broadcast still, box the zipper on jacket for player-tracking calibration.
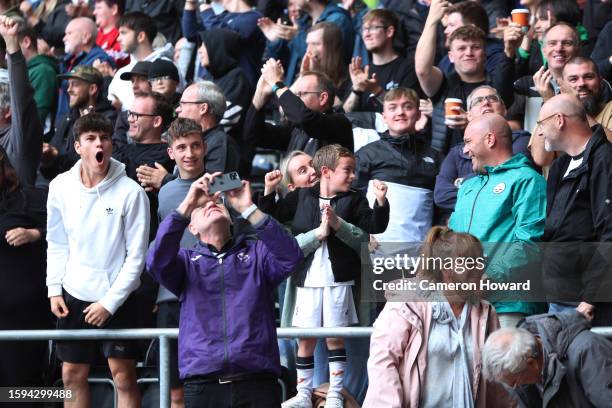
[219,257,229,367]
[467,175,489,233]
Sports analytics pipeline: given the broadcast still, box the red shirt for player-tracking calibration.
[96,27,130,68]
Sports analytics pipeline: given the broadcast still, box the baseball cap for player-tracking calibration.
[148,59,179,82]
[57,65,103,87]
[120,61,153,81]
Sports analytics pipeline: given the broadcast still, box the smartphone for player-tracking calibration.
[208,172,242,194]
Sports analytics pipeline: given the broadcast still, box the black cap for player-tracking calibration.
[120,61,153,81]
[148,59,179,82]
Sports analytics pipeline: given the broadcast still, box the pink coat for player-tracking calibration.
[363,300,512,408]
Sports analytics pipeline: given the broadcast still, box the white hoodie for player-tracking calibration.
[46,158,150,314]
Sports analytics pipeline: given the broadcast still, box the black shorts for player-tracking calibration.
[55,290,139,364]
[156,301,182,388]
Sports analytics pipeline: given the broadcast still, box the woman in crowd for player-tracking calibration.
[363,226,511,407]
[0,147,51,386]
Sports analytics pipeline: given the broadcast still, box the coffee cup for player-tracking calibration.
[445,98,463,117]
[511,9,530,31]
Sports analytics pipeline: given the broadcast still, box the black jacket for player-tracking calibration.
[542,125,612,304]
[0,187,49,321]
[112,142,175,240]
[243,91,353,172]
[41,99,118,181]
[258,183,389,285]
[202,126,240,173]
[355,132,441,191]
[514,312,612,408]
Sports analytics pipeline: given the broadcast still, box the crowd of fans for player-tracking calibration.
[0,0,611,406]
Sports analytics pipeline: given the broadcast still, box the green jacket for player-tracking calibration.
[449,153,546,315]
[27,54,58,128]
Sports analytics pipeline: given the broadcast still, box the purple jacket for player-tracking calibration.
[146,211,303,379]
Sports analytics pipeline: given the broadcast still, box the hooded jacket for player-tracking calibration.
[46,158,150,314]
[41,99,118,181]
[449,154,546,315]
[146,212,303,379]
[363,300,508,408]
[182,7,264,87]
[27,54,59,126]
[199,29,252,144]
[355,132,442,242]
[514,312,612,408]
[435,131,533,212]
[0,51,43,187]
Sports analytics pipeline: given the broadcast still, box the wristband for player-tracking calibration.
[241,204,258,220]
[351,89,364,96]
[272,81,286,93]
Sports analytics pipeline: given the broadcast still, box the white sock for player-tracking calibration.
[296,355,314,398]
[328,349,346,399]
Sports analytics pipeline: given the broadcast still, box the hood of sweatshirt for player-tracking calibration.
[70,157,126,196]
[483,152,533,174]
[27,54,59,72]
[199,28,241,78]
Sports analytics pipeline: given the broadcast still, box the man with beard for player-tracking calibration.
[561,57,612,131]
[41,65,117,181]
[535,94,612,326]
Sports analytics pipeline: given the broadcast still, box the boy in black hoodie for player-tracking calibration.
[197,28,253,145]
[259,144,389,407]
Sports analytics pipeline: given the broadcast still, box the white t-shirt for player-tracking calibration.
[303,197,355,287]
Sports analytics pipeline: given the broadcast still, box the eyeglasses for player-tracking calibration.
[294,91,322,98]
[535,113,581,130]
[470,94,501,109]
[179,100,207,106]
[149,76,174,82]
[127,110,158,120]
[361,25,387,34]
[535,113,559,129]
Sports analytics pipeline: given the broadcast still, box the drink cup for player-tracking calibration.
[511,9,530,31]
[445,98,463,117]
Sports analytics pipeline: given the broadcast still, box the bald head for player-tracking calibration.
[541,94,587,122]
[536,94,591,155]
[463,113,513,173]
[468,113,513,149]
[64,18,97,54]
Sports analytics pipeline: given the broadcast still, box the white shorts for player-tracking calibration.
[292,286,358,328]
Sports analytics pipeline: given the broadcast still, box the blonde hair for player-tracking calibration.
[280,150,310,189]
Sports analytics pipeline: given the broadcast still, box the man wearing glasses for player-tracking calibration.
[536,93,612,326]
[242,58,352,175]
[113,91,175,238]
[343,9,421,113]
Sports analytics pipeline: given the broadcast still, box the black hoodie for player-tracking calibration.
[199,29,253,145]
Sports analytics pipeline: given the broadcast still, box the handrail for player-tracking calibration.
[0,326,609,407]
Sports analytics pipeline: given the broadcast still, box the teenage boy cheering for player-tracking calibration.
[46,113,150,407]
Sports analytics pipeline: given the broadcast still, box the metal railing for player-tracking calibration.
[0,326,609,408]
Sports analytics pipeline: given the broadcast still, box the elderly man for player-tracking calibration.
[482,314,612,407]
[536,94,612,325]
[146,174,303,407]
[57,17,115,122]
[449,114,546,328]
[434,85,533,215]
